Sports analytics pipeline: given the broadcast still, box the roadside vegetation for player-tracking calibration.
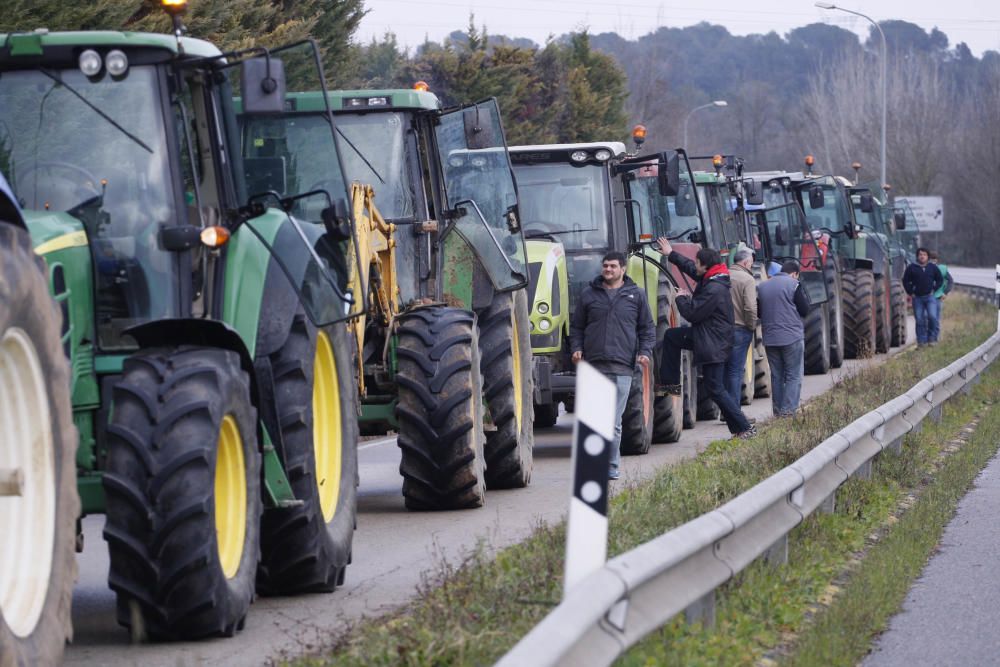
[297,295,995,666]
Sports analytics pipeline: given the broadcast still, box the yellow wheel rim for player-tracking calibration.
[511,308,524,432]
[744,344,754,390]
[215,415,247,580]
[313,331,342,523]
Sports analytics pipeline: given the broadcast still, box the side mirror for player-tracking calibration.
[241,56,286,114]
[894,210,906,229]
[674,184,698,217]
[859,193,874,213]
[463,105,498,150]
[658,151,680,196]
[688,229,702,245]
[808,185,825,210]
[745,180,764,206]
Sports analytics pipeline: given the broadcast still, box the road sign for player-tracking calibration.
[896,196,944,232]
[564,362,615,597]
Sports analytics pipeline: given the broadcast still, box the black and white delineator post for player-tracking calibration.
[564,361,617,598]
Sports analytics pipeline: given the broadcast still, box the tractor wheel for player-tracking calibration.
[890,279,908,347]
[803,305,831,375]
[395,307,486,511]
[842,269,876,359]
[652,279,682,443]
[752,329,771,398]
[104,347,260,640]
[257,315,359,594]
[681,351,697,429]
[874,275,892,353]
[827,267,845,368]
[477,291,533,489]
[739,343,754,406]
[696,371,720,421]
[621,365,653,455]
[0,225,78,665]
[533,403,559,428]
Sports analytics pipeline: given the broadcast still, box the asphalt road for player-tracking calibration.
[949,266,994,289]
[863,446,1000,667]
[64,320,916,667]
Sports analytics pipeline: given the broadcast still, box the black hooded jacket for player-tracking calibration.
[570,274,656,374]
[669,251,734,365]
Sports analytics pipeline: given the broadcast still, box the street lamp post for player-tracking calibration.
[682,100,727,148]
[816,2,887,188]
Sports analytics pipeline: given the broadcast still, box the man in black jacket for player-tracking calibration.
[903,247,944,347]
[570,251,656,479]
[656,239,756,439]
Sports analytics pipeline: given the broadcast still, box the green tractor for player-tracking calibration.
[509,138,698,452]
[0,19,363,654]
[238,85,535,509]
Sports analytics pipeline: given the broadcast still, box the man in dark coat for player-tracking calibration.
[570,251,656,479]
[656,239,756,438]
[902,247,944,347]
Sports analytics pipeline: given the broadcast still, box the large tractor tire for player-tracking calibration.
[890,279,908,347]
[841,269,877,359]
[257,315,359,595]
[621,364,653,455]
[532,402,559,428]
[803,305,831,375]
[752,330,771,398]
[681,351,697,429]
[652,280,682,443]
[827,267,845,368]
[395,307,487,511]
[739,343,754,406]
[0,225,78,666]
[874,275,892,354]
[478,291,533,489]
[104,347,261,640]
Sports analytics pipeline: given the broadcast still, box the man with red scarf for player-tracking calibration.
[656,239,756,439]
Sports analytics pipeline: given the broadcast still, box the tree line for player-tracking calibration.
[3,2,997,263]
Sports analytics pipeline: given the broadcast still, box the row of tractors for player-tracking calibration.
[0,5,915,663]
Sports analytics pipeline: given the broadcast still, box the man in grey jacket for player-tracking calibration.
[757,260,810,416]
[570,251,656,479]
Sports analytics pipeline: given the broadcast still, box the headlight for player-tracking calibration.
[471,156,487,167]
[79,49,102,76]
[538,318,552,332]
[106,49,129,76]
[570,150,588,163]
[448,156,464,167]
[536,301,549,315]
[594,149,612,161]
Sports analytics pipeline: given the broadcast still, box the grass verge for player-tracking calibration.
[298,296,995,667]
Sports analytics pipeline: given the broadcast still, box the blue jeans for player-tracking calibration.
[701,362,752,434]
[725,327,755,406]
[913,294,938,344]
[607,374,632,473]
[766,340,804,416]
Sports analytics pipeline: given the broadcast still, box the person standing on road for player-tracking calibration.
[655,238,756,439]
[725,245,759,408]
[757,260,810,417]
[903,248,944,347]
[570,251,656,480]
[929,251,954,345]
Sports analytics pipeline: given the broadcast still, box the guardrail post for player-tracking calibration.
[851,459,872,480]
[684,591,716,628]
[563,362,616,597]
[764,534,789,566]
[887,436,903,454]
[929,405,943,423]
[819,491,836,514]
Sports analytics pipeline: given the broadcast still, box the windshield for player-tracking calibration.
[0,65,179,349]
[330,112,415,220]
[512,162,609,251]
[797,179,849,235]
[630,171,702,241]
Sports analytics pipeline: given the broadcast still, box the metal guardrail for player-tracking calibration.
[954,281,997,305]
[499,287,1000,667]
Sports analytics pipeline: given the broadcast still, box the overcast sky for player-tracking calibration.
[356,0,1000,56]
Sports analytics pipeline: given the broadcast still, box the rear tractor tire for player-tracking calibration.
[842,269,877,359]
[477,291,534,489]
[395,307,487,511]
[257,315,359,595]
[681,351,697,429]
[890,279,908,347]
[621,364,653,455]
[874,274,892,354]
[103,347,261,640]
[803,305,831,375]
[0,225,79,665]
[752,329,771,398]
[532,402,559,428]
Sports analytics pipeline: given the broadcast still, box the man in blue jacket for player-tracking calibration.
[655,239,756,439]
[903,248,944,347]
[757,260,811,416]
[570,251,656,479]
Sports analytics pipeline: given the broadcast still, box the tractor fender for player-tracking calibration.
[253,257,302,359]
[842,256,874,272]
[125,318,260,420]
